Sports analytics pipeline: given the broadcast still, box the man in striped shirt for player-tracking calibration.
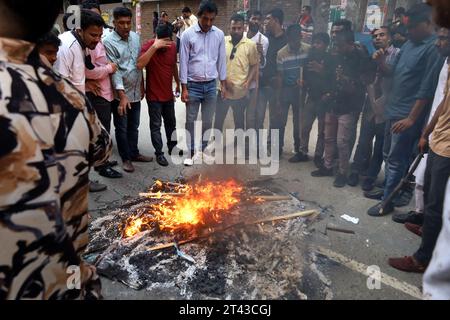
[275,24,309,160]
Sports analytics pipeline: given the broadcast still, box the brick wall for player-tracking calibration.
[137,0,240,42]
[250,0,303,27]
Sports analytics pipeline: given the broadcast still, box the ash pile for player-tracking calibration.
[85,178,332,299]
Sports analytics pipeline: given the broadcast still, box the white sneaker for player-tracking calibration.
[183,158,194,166]
[184,152,202,166]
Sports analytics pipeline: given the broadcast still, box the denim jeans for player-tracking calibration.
[414,150,450,264]
[111,100,141,161]
[383,118,424,201]
[324,112,356,175]
[214,95,247,131]
[148,100,177,156]
[185,80,217,154]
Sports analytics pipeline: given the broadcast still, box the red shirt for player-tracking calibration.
[140,39,177,102]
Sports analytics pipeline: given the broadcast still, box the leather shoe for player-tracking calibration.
[89,181,107,193]
[364,188,384,200]
[106,160,118,167]
[132,154,153,163]
[388,256,427,273]
[334,173,347,188]
[311,167,334,177]
[123,161,135,173]
[156,155,169,167]
[98,166,122,179]
[289,153,309,163]
[405,223,423,237]
[368,201,394,217]
[392,211,424,225]
[347,172,359,187]
[361,178,375,192]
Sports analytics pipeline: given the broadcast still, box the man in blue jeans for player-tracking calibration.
[179,1,227,166]
[368,3,445,217]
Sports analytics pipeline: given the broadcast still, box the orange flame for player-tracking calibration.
[123,179,243,238]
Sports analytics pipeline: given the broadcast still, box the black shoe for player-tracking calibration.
[98,166,122,179]
[313,156,324,169]
[311,167,334,177]
[334,173,347,188]
[392,189,414,208]
[156,155,169,167]
[364,188,384,200]
[392,211,424,225]
[347,172,359,187]
[368,201,394,217]
[361,178,375,192]
[289,153,309,163]
[89,181,107,193]
[107,160,118,167]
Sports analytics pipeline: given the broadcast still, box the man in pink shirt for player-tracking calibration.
[84,1,122,179]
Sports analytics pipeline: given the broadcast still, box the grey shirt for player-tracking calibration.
[103,30,142,102]
[385,35,445,120]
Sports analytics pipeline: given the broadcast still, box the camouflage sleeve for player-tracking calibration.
[0,113,80,299]
[0,113,102,300]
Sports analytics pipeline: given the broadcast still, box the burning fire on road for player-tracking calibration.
[123,179,244,238]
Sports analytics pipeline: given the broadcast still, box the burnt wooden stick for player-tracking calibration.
[146,210,318,252]
[139,192,185,198]
[249,210,317,225]
[326,226,356,235]
[250,195,292,202]
[139,194,292,201]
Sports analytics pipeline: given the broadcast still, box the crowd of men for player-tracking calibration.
[0,0,449,300]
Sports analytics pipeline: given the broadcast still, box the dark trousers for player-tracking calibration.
[253,86,275,151]
[300,97,325,158]
[87,93,112,133]
[414,150,450,264]
[148,100,177,156]
[351,113,385,181]
[214,95,247,131]
[111,100,141,161]
[277,87,301,153]
[87,93,112,170]
[324,112,356,175]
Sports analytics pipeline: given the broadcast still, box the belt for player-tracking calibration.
[188,79,216,84]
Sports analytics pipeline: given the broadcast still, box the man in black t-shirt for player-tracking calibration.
[259,8,287,155]
[312,30,372,188]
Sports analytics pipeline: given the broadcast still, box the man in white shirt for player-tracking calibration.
[245,10,269,132]
[174,7,198,52]
[56,9,104,93]
[55,9,108,193]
